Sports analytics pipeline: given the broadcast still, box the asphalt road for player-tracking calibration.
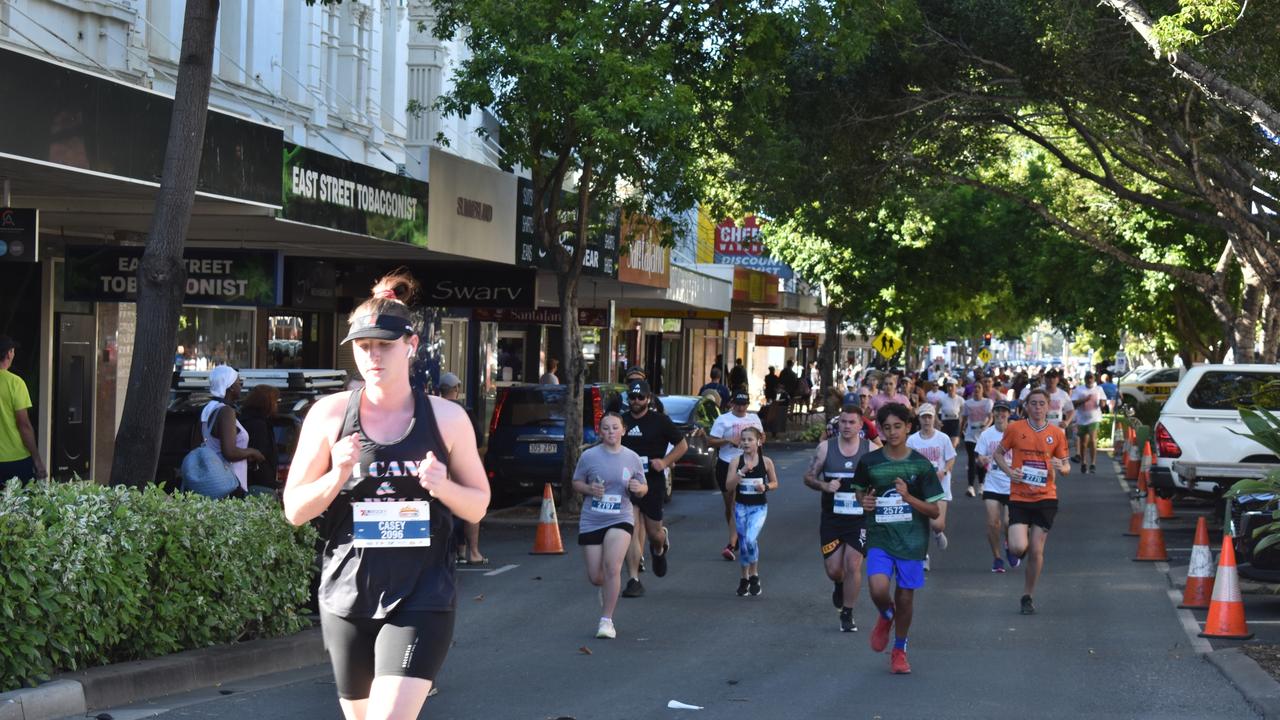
[83,446,1258,720]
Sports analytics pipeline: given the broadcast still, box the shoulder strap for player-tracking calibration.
[419,393,451,468]
[338,389,363,440]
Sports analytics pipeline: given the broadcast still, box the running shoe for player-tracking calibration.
[736,578,750,597]
[965,486,976,497]
[870,607,895,652]
[991,558,1006,574]
[596,618,616,639]
[721,543,736,561]
[1088,464,1096,474]
[832,581,844,610]
[651,530,669,578]
[840,608,857,633]
[890,648,912,674]
[1020,594,1036,615]
[748,575,762,596]
[1005,543,1021,568]
[934,531,948,550]
[622,578,645,598]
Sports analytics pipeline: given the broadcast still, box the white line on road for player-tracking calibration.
[1167,589,1214,654]
[485,563,519,576]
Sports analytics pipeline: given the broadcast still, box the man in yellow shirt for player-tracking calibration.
[0,336,45,482]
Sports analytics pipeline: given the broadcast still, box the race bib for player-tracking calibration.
[833,491,863,516]
[1019,459,1049,488]
[738,472,762,494]
[352,501,431,548]
[591,493,623,514]
[968,422,984,432]
[640,456,651,472]
[941,412,959,420]
[1047,410,1062,424]
[875,493,911,523]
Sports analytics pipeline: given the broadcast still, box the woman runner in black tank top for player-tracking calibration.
[283,270,489,720]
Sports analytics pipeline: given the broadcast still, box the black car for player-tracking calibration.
[157,369,346,491]
[663,394,720,489]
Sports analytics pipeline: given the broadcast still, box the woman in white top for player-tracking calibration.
[961,384,993,497]
[201,365,264,496]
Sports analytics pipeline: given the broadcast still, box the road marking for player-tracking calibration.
[1167,589,1214,654]
[485,563,519,577]
[1238,620,1280,625]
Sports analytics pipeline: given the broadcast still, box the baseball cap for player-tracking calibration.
[438,372,461,389]
[993,400,1012,412]
[843,392,859,406]
[627,380,651,398]
[342,313,414,344]
[917,402,937,417]
[731,390,750,405]
[208,365,239,398]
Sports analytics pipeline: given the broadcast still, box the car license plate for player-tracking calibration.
[529,443,557,454]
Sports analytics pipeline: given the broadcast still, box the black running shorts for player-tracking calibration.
[1008,500,1058,531]
[982,491,1009,505]
[320,608,455,700]
[820,519,867,558]
[578,523,634,545]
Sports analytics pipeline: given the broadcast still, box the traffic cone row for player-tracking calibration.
[1124,427,1140,481]
[1137,441,1151,494]
[531,482,565,555]
[1133,489,1168,562]
[1179,517,1215,609]
[1199,533,1254,640]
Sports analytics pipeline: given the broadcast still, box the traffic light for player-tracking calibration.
[983,332,993,347]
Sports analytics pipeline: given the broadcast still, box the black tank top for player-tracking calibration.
[317,390,456,618]
[734,453,769,506]
[821,436,868,524]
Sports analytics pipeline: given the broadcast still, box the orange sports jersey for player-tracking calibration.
[999,419,1069,502]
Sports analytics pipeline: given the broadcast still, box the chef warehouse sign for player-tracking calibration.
[713,215,793,279]
[64,246,281,306]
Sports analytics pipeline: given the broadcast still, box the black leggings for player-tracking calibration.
[320,608,455,700]
[964,441,987,488]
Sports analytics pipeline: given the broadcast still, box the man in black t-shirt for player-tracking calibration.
[620,379,687,598]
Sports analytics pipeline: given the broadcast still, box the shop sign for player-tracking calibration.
[281,143,428,245]
[788,336,818,349]
[65,246,281,306]
[327,261,536,309]
[618,212,670,288]
[713,216,794,279]
[427,148,516,264]
[0,48,281,205]
[472,307,608,327]
[515,177,619,278]
[628,308,727,320]
[732,266,780,306]
[754,334,788,347]
[0,208,39,262]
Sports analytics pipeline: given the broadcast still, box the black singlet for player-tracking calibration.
[734,453,769,506]
[317,390,455,618]
[821,436,869,527]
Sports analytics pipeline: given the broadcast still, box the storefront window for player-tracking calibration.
[175,307,254,370]
[496,332,527,384]
[266,315,304,367]
[581,327,601,383]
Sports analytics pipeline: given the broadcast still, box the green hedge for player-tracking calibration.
[0,481,317,692]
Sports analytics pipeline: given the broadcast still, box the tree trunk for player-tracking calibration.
[819,305,840,421]
[110,0,220,488]
[1234,268,1263,363]
[557,271,585,513]
[1262,285,1280,364]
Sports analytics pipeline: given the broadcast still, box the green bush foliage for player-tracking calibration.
[0,482,317,692]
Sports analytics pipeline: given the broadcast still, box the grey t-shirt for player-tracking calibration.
[574,444,647,533]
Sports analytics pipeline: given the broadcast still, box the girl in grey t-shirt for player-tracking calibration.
[572,413,647,640]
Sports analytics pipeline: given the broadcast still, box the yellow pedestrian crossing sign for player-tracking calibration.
[978,347,992,364]
[872,328,903,360]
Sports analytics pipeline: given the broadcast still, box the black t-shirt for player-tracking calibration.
[621,409,684,478]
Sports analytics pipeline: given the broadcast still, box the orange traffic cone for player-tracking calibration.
[1155,494,1175,520]
[530,483,565,555]
[1133,489,1168,561]
[1199,534,1254,639]
[1124,427,1139,481]
[1137,441,1152,494]
[1124,499,1142,537]
[1179,517,1216,609]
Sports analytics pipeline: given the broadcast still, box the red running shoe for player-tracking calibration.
[870,607,895,653]
[721,543,736,561]
[890,648,911,674]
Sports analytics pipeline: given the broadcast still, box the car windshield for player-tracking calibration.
[499,387,567,425]
[662,397,698,424]
[1187,371,1280,411]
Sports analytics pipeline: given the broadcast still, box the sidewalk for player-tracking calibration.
[0,628,325,720]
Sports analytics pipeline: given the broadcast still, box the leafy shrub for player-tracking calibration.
[0,482,316,691]
[800,421,826,443]
[1134,399,1165,427]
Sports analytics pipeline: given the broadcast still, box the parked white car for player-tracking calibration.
[1117,366,1183,408]
[1148,364,1280,498]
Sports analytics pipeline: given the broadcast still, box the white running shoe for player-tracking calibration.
[934,531,948,550]
[596,618,616,639]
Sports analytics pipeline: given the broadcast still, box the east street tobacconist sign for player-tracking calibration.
[64,246,281,307]
[281,143,428,246]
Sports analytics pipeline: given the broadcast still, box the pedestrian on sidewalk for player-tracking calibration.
[572,412,647,639]
[282,269,490,719]
[855,403,943,674]
[726,427,778,596]
[0,335,45,482]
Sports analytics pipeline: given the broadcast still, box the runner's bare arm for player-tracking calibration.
[763,457,779,492]
[802,442,828,490]
[283,392,358,526]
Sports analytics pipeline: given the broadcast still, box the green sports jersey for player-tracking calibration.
[852,448,945,560]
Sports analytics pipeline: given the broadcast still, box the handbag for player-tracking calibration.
[180,402,239,498]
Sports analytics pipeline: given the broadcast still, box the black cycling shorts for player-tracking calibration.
[715,459,732,493]
[631,473,664,522]
[578,523,634,545]
[820,519,867,558]
[1009,500,1058,531]
[941,419,961,439]
[982,491,1009,505]
[320,608,455,700]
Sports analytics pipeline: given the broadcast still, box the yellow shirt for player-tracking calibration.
[0,369,33,462]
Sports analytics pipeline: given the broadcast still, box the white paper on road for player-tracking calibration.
[667,700,705,710]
